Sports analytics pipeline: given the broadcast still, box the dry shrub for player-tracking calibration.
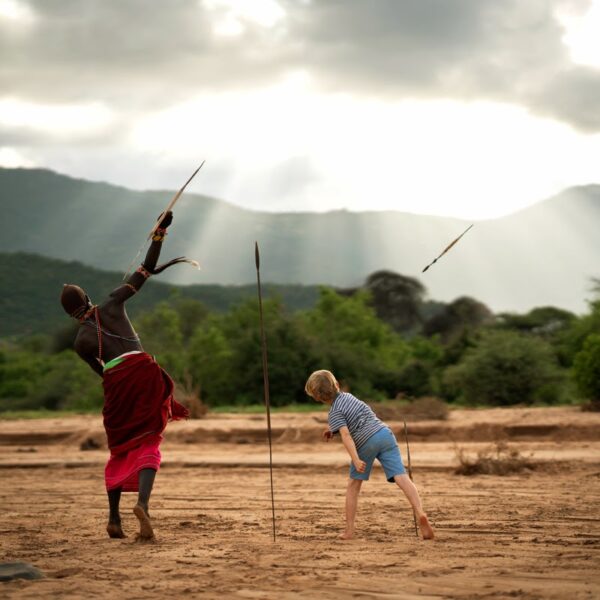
[79,435,103,451]
[581,399,600,412]
[174,375,208,419]
[454,441,536,476]
[372,396,449,422]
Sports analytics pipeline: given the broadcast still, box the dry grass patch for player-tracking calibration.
[174,377,208,419]
[581,399,600,412]
[454,441,537,476]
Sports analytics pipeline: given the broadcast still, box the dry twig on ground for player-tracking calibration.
[454,441,537,476]
[174,374,208,419]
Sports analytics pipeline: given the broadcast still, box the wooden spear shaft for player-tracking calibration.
[123,161,205,279]
[404,420,419,537]
[147,161,205,240]
[422,223,474,273]
[255,242,276,542]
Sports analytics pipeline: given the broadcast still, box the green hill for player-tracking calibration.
[2,167,599,313]
[0,253,320,337]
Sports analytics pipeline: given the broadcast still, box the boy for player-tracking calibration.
[305,369,434,540]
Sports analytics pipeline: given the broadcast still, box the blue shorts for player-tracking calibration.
[349,427,406,483]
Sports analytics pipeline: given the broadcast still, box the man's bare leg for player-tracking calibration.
[107,487,126,538]
[340,478,363,540]
[133,468,156,540]
[393,474,434,540]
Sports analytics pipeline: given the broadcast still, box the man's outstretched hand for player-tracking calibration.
[157,210,173,229]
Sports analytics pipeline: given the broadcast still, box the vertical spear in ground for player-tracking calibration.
[255,242,276,542]
[404,420,419,537]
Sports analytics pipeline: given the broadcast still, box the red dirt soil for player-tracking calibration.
[0,407,598,599]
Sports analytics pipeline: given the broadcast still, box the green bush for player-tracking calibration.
[135,301,187,381]
[29,357,103,410]
[573,334,600,402]
[188,319,235,405]
[0,349,103,412]
[300,288,411,399]
[0,349,50,408]
[443,330,565,405]
[556,298,600,366]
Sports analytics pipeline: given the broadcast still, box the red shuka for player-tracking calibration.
[102,352,188,455]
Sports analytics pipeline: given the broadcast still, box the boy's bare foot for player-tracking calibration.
[418,514,435,540]
[106,521,126,539]
[339,531,354,540]
[133,503,154,540]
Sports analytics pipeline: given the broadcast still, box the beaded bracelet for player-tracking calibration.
[136,265,151,279]
[152,227,168,242]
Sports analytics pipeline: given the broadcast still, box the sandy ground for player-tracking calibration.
[0,407,599,599]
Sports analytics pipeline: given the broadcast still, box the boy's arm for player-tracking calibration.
[109,211,173,304]
[339,426,366,473]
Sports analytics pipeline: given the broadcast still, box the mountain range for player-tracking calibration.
[1,167,598,314]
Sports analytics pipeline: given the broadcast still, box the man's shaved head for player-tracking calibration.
[60,284,91,319]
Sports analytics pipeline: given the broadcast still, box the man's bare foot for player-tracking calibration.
[339,531,354,540]
[133,503,154,540]
[106,521,126,539]
[418,514,435,540]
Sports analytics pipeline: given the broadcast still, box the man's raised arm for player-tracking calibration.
[109,211,173,304]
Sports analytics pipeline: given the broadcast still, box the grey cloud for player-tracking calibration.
[0,119,130,148]
[240,155,323,211]
[1,0,599,131]
[0,0,285,106]
[281,0,600,130]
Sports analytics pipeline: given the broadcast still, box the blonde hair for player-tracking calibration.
[305,370,340,402]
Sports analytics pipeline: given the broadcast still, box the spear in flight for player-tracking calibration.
[403,420,419,538]
[421,224,474,273]
[255,242,277,542]
[123,161,205,279]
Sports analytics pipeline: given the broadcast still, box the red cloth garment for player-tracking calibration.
[102,352,188,491]
[105,433,162,492]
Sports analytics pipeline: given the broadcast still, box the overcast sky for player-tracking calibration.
[1,0,599,218]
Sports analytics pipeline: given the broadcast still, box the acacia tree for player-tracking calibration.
[339,271,426,334]
[423,296,494,343]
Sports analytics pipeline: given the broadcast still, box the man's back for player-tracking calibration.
[74,296,142,364]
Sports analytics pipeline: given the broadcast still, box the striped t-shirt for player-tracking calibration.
[328,392,385,449]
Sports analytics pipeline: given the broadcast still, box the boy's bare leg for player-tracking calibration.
[340,478,363,539]
[133,468,156,540]
[393,474,434,540]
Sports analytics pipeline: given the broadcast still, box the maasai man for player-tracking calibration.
[60,211,189,541]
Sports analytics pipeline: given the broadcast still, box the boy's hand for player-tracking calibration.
[353,458,367,473]
[322,429,334,442]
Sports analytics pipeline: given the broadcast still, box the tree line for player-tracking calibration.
[1,271,599,413]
